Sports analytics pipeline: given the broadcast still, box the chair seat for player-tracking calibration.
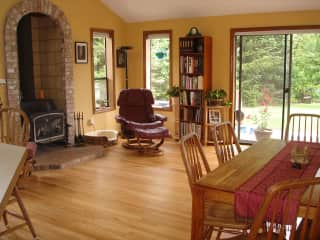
[26,142,37,160]
[224,232,279,240]
[134,127,169,139]
[205,201,250,230]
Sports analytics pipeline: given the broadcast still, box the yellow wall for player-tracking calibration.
[1,2,320,135]
[125,10,320,133]
[0,0,126,133]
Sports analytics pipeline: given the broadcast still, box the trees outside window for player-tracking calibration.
[91,29,115,113]
[144,30,172,109]
[234,30,320,142]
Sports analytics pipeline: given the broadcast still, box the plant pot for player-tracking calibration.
[254,128,272,141]
[207,98,224,106]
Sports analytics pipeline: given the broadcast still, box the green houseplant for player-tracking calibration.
[251,90,273,141]
[166,85,180,97]
[205,89,227,106]
[252,108,272,141]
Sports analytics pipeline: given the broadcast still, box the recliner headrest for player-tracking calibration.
[117,88,154,106]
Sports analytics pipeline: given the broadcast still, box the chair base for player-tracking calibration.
[122,138,165,154]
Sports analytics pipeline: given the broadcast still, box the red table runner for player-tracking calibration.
[235,141,320,224]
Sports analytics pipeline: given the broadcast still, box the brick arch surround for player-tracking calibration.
[4,0,74,144]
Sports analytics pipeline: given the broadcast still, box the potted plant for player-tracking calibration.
[166,85,180,106]
[251,90,273,141]
[166,85,180,139]
[205,89,227,106]
[166,85,179,97]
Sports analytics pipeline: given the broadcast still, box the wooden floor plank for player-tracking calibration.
[2,140,219,240]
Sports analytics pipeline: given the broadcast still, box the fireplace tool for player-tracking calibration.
[74,112,85,146]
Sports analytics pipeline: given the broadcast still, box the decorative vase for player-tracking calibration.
[254,128,272,141]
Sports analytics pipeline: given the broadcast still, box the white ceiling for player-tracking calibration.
[101,0,320,23]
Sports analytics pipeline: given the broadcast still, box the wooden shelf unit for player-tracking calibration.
[203,105,228,145]
[179,36,212,141]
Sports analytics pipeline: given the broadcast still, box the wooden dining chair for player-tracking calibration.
[285,113,320,143]
[212,121,241,165]
[0,107,38,239]
[0,107,36,176]
[230,177,320,240]
[0,107,30,146]
[180,133,250,240]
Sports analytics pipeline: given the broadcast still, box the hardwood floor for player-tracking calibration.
[1,139,219,240]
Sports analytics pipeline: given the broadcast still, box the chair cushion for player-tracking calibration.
[134,127,169,139]
[26,142,37,160]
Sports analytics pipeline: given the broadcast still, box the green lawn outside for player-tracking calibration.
[241,103,320,130]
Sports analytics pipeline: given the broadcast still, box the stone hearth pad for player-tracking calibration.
[34,144,105,170]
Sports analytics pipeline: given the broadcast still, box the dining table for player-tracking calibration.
[0,143,28,217]
[191,139,320,240]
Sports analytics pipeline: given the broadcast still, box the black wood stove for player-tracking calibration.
[21,99,65,143]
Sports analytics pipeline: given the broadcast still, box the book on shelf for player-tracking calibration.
[180,108,202,123]
[181,75,203,89]
[179,38,204,53]
[180,56,203,74]
[180,91,202,106]
[180,122,202,139]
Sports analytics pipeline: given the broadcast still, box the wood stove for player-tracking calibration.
[21,99,65,143]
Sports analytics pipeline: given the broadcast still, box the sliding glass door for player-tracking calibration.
[234,31,320,143]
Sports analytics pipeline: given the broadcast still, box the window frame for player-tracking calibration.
[229,25,320,124]
[90,28,115,114]
[143,30,172,111]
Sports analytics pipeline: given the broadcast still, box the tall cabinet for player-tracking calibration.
[179,36,212,141]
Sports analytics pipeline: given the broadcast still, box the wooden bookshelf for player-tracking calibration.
[179,36,212,141]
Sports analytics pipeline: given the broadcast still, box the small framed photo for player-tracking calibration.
[208,109,221,124]
[75,42,88,64]
[116,49,126,68]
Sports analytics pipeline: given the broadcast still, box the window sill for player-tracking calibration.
[153,106,172,112]
[94,106,115,114]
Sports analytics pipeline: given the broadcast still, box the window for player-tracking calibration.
[144,30,172,109]
[91,29,115,113]
[231,27,320,143]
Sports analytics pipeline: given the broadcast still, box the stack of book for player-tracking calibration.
[180,91,202,106]
[180,108,202,123]
[180,123,202,139]
[180,56,203,74]
[181,75,203,89]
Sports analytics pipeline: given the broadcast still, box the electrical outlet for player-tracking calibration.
[87,118,95,126]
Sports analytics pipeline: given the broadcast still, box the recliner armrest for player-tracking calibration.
[154,113,167,122]
[115,115,130,125]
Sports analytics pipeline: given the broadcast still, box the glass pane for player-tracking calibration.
[93,33,108,109]
[235,35,286,142]
[150,37,170,108]
[290,33,320,115]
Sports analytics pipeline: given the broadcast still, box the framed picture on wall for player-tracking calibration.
[208,109,221,124]
[116,49,126,68]
[75,42,88,64]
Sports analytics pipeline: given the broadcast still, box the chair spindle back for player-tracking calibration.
[248,177,320,240]
[0,107,30,146]
[180,133,211,190]
[285,113,320,143]
[212,121,241,165]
